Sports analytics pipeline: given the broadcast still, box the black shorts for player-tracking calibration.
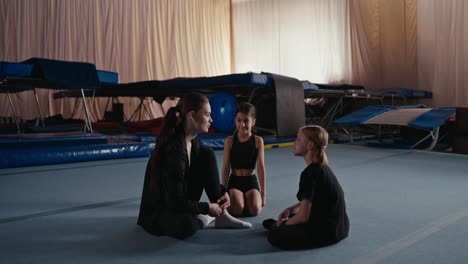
[227,174,260,193]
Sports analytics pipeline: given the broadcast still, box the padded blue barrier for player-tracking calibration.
[97,70,119,85]
[410,107,456,129]
[0,61,34,92]
[0,131,298,168]
[22,57,101,89]
[0,132,108,148]
[0,61,34,79]
[0,142,154,169]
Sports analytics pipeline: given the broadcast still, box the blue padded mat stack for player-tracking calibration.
[0,133,154,169]
[97,70,119,85]
[22,57,101,89]
[0,132,296,169]
[0,61,34,92]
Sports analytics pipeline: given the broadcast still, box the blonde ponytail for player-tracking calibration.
[300,125,329,165]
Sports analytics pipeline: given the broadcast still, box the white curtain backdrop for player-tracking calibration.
[3,0,467,124]
[0,0,231,121]
[350,0,418,92]
[418,0,468,107]
[231,0,352,84]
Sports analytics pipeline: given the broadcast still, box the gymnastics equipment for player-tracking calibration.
[1,58,119,133]
[333,104,455,150]
[209,92,237,133]
[54,72,306,137]
[302,83,433,129]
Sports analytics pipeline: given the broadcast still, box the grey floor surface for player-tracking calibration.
[1,144,468,264]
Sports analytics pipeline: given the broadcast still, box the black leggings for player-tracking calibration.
[267,223,338,250]
[156,147,223,239]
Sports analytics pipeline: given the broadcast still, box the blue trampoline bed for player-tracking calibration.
[302,82,433,129]
[332,104,455,150]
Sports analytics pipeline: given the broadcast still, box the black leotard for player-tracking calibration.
[230,133,257,170]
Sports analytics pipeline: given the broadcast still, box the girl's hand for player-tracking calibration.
[208,203,223,217]
[217,192,231,211]
[262,195,266,207]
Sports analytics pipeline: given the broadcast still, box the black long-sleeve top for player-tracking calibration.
[137,127,209,232]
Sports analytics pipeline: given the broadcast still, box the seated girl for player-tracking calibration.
[263,125,349,250]
[222,102,266,217]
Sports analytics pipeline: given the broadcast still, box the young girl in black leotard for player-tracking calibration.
[222,102,266,217]
[263,125,349,250]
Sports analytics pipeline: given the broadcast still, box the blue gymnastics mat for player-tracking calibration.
[0,132,296,169]
[0,133,152,169]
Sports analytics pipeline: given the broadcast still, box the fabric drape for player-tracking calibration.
[2,0,468,122]
[231,0,352,84]
[418,0,468,107]
[0,0,231,121]
[350,0,418,91]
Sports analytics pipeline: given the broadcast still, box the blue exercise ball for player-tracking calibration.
[209,92,237,132]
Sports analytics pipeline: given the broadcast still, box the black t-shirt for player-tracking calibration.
[296,163,349,242]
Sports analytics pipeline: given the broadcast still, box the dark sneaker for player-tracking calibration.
[262,218,277,230]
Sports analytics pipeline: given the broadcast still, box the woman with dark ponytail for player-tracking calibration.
[262,125,349,250]
[138,92,251,240]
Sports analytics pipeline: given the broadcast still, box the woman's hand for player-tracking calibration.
[217,192,231,211]
[208,203,223,217]
[262,194,266,207]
